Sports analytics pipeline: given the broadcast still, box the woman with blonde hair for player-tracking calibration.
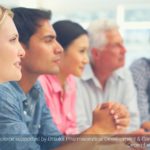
[0,5,25,83]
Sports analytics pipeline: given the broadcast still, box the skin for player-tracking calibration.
[0,15,25,83]
[92,29,126,88]
[17,18,119,134]
[90,29,130,130]
[56,34,89,87]
[102,29,126,70]
[17,19,129,140]
[18,19,63,93]
[54,30,129,131]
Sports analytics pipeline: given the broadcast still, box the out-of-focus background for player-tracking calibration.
[2,0,150,66]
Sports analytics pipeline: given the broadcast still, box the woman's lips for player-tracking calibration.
[14,61,21,70]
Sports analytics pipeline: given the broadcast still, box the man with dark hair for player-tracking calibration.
[0,7,63,150]
[0,7,130,150]
[12,7,52,45]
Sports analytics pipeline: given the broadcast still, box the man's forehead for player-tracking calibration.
[105,30,122,42]
[35,20,56,37]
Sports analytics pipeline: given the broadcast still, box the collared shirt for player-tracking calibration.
[130,58,150,123]
[76,64,140,132]
[0,81,63,150]
[39,75,78,135]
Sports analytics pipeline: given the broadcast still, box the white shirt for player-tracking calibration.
[76,64,140,132]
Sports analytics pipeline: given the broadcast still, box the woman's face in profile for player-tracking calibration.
[59,34,89,77]
[0,15,25,83]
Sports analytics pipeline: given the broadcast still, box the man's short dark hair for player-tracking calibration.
[11,7,51,46]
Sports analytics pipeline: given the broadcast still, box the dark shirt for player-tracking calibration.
[0,81,63,150]
[130,58,150,123]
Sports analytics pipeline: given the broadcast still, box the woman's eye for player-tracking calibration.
[10,37,17,42]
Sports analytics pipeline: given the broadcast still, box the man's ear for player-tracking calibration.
[91,48,101,60]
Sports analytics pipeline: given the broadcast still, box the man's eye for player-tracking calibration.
[45,39,51,42]
[44,37,54,43]
[80,49,87,53]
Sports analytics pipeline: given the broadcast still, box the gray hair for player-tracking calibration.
[87,20,119,62]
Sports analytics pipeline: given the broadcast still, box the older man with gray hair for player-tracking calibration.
[76,19,140,132]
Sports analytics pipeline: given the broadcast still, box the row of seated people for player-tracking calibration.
[0,5,149,150]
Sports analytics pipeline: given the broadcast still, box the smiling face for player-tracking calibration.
[59,34,89,77]
[0,15,25,83]
[21,19,63,76]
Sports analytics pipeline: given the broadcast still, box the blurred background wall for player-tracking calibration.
[1,0,150,66]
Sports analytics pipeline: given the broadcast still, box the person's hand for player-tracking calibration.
[141,121,150,131]
[122,129,148,150]
[100,102,130,132]
[129,128,150,141]
[91,105,116,134]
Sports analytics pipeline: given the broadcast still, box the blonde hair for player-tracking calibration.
[0,5,13,26]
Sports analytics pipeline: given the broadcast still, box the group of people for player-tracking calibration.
[0,5,150,150]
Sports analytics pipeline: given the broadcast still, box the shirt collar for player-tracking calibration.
[47,75,75,93]
[81,64,96,80]
[49,75,62,93]
[81,64,125,85]
[10,81,41,102]
[81,64,101,88]
[113,68,126,80]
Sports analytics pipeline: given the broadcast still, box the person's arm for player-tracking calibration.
[100,102,130,131]
[75,79,96,133]
[54,105,130,150]
[75,78,130,133]
[130,59,150,124]
[82,105,117,134]
[38,95,63,150]
[121,69,140,131]
[0,87,41,150]
[39,75,78,135]
[77,101,130,134]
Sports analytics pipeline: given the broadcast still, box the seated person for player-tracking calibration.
[0,7,130,150]
[130,57,150,130]
[39,20,89,134]
[0,5,24,83]
[75,19,140,132]
[39,20,130,135]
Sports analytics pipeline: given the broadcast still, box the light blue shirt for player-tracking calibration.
[0,81,63,150]
[76,64,140,132]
